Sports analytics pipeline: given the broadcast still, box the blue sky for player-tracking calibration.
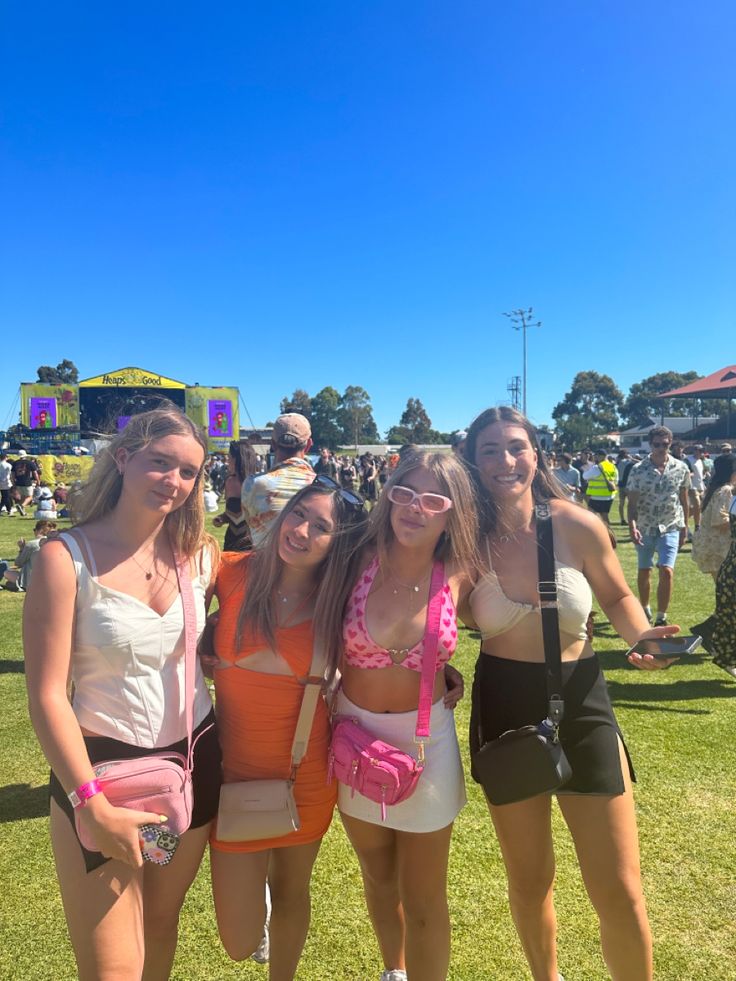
[2,2,734,436]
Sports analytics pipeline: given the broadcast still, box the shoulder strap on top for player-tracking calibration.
[414,560,446,744]
[71,527,99,577]
[57,529,97,578]
[535,503,565,725]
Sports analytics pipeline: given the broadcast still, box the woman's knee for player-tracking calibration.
[505,864,556,911]
[588,871,647,923]
[219,920,265,962]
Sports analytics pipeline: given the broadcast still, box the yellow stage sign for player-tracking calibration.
[35,455,95,485]
[79,367,186,389]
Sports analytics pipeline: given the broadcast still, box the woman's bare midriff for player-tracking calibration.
[341,661,447,713]
[480,617,596,664]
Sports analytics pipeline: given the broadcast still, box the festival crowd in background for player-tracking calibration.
[5,404,736,981]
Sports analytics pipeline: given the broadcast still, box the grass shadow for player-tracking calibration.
[0,783,49,823]
[0,659,25,674]
[599,648,736,706]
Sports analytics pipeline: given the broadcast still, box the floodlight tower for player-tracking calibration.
[503,308,542,416]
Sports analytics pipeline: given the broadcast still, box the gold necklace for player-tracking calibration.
[385,564,431,596]
[130,549,157,581]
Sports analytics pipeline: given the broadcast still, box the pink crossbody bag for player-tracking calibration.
[328,561,445,820]
[71,538,208,852]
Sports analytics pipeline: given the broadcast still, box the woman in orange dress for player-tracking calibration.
[208,478,367,980]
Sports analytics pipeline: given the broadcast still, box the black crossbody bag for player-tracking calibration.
[472,503,573,806]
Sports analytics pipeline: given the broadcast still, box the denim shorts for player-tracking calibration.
[636,530,680,569]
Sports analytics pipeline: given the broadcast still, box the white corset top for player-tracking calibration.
[60,531,213,748]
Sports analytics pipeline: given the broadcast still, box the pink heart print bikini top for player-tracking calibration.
[342,556,458,670]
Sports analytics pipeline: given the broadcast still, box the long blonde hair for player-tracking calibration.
[365,451,480,576]
[236,483,368,680]
[71,403,214,558]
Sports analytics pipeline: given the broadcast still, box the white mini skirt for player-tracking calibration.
[335,690,467,833]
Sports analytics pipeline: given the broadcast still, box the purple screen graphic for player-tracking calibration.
[30,397,57,429]
[208,400,233,438]
[117,416,132,432]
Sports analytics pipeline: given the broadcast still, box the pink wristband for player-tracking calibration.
[68,779,103,809]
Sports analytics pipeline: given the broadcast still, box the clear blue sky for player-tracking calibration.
[2,2,734,436]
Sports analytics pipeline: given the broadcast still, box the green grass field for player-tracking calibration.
[0,511,734,980]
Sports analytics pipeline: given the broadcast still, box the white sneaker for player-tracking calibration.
[250,927,269,964]
[251,882,272,964]
[380,971,408,981]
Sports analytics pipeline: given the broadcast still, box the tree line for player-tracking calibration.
[278,388,454,448]
[552,370,729,449]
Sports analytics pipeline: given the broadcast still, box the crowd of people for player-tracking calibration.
[10,404,735,980]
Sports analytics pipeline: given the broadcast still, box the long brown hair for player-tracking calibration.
[236,484,368,680]
[71,403,214,558]
[364,451,480,576]
[464,406,567,536]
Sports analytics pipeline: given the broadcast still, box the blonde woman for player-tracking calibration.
[337,451,478,981]
[24,406,221,980]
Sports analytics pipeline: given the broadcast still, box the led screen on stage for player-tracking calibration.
[207,400,233,438]
[30,397,57,429]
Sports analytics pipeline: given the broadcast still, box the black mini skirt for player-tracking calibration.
[470,652,634,797]
[49,709,222,872]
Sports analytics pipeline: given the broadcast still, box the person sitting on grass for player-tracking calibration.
[0,520,56,591]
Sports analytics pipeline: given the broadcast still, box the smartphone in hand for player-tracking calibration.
[139,824,181,866]
[627,636,702,660]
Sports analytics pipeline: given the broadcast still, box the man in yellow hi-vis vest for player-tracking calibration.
[583,449,618,526]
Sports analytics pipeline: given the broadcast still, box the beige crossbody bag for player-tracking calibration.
[215,641,327,842]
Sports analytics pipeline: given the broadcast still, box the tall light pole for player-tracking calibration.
[503,307,542,416]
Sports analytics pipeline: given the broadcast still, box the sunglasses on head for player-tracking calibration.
[312,474,365,510]
[387,484,453,514]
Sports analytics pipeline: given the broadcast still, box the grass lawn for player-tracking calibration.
[0,511,734,979]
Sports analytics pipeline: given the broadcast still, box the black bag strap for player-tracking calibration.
[535,503,565,727]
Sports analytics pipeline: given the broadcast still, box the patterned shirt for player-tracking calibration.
[626,455,691,534]
[241,456,315,548]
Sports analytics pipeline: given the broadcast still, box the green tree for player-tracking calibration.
[623,371,729,425]
[338,386,380,447]
[552,371,624,450]
[37,360,79,384]
[387,398,445,444]
[309,386,343,449]
[279,389,312,417]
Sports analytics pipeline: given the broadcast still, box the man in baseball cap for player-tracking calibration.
[241,412,315,547]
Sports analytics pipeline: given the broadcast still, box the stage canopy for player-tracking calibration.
[19,366,239,452]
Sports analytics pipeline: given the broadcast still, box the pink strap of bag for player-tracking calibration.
[329,561,446,819]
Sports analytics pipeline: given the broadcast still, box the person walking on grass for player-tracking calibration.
[626,426,690,626]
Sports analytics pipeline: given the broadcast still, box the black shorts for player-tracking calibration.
[587,498,613,514]
[469,652,634,797]
[49,709,222,872]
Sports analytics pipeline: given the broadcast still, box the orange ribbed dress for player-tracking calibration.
[210,552,337,852]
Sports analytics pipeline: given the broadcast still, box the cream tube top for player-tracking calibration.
[60,531,213,748]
